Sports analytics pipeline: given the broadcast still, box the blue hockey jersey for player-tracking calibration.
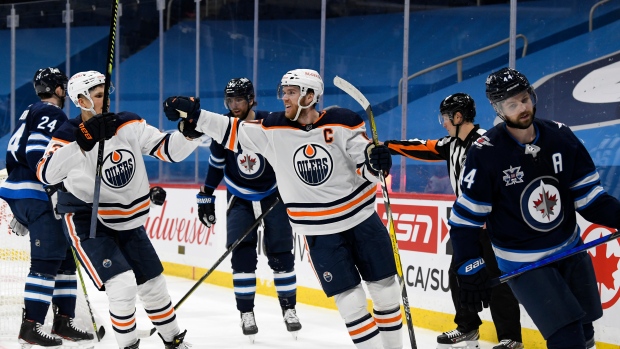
[204,111,277,200]
[0,101,67,201]
[449,118,620,272]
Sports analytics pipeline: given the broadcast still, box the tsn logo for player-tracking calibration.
[377,203,438,253]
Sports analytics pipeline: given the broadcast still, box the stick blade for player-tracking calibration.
[333,76,370,110]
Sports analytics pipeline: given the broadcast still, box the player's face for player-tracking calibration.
[280,86,301,120]
[79,85,109,115]
[225,96,251,118]
[498,90,534,128]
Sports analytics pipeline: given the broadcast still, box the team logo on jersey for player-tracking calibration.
[102,149,135,189]
[521,176,563,231]
[236,150,265,180]
[473,136,493,148]
[293,143,333,186]
[102,259,112,268]
[503,166,524,186]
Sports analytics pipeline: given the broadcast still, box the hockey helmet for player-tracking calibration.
[485,67,537,119]
[277,69,324,104]
[224,77,255,109]
[67,70,114,109]
[438,93,476,125]
[33,67,68,97]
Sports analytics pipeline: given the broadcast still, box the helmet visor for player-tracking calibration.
[492,89,537,118]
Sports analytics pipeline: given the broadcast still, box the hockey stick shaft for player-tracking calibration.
[89,0,119,239]
[146,197,280,336]
[490,230,620,287]
[70,247,104,341]
[334,76,417,349]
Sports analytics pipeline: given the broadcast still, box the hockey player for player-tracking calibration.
[384,93,523,349]
[164,68,403,349]
[449,67,615,349]
[196,77,300,341]
[0,67,94,348]
[36,70,199,349]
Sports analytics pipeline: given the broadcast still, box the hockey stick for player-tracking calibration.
[70,247,106,341]
[89,0,119,239]
[490,230,620,287]
[334,76,417,349]
[146,197,280,336]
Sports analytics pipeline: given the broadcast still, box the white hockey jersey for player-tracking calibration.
[37,112,200,230]
[195,108,380,235]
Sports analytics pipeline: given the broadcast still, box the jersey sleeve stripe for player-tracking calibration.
[455,194,492,215]
[569,171,599,190]
[227,118,239,150]
[448,210,483,228]
[26,145,47,153]
[574,185,605,210]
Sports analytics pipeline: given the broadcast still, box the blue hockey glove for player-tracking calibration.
[163,96,201,122]
[74,112,118,151]
[196,192,216,228]
[365,143,392,176]
[178,119,203,139]
[150,186,166,206]
[454,257,491,313]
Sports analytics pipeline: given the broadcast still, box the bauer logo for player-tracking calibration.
[377,203,439,253]
[102,149,136,188]
[293,143,333,186]
[236,150,265,180]
[581,224,620,310]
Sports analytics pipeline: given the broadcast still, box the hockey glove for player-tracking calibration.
[163,96,201,122]
[9,218,28,236]
[43,184,62,220]
[454,258,492,313]
[74,112,118,151]
[178,119,204,140]
[365,143,392,176]
[197,192,216,228]
[150,186,166,206]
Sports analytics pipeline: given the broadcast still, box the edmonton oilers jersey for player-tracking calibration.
[205,111,276,201]
[449,118,620,272]
[0,101,67,201]
[195,107,381,236]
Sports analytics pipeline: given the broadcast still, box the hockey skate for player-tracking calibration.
[52,313,95,346]
[240,311,258,343]
[282,308,302,340]
[123,339,140,349]
[159,329,191,349]
[436,328,480,349]
[586,337,596,349]
[492,339,524,349]
[18,311,62,349]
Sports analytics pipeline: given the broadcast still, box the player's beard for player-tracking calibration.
[505,110,535,130]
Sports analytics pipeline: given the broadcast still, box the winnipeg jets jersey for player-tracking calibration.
[386,125,485,196]
[205,111,277,200]
[0,101,67,202]
[37,112,200,230]
[449,119,620,272]
[195,107,380,235]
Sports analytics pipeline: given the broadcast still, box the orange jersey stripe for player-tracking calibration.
[65,214,103,288]
[227,119,238,150]
[98,199,150,217]
[287,185,375,218]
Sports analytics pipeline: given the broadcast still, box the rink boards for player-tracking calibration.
[143,186,620,348]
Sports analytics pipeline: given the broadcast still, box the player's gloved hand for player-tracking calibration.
[74,112,118,151]
[44,184,62,220]
[150,186,166,206]
[454,257,492,313]
[178,119,204,139]
[9,218,29,236]
[365,143,392,176]
[197,191,216,228]
[163,96,201,122]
